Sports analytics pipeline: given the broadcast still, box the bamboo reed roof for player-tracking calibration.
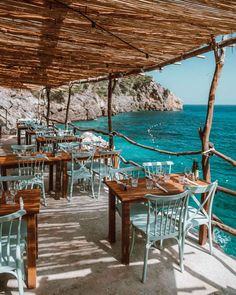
[0,0,236,88]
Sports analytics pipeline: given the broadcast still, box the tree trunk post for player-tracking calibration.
[107,75,117,150]
[46,87,51,127]
[199,38,225,245]
[65,83,72,129]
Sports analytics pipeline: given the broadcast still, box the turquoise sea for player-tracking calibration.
[74,105,236,257]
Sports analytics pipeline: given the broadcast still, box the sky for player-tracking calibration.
[148,46,236,105]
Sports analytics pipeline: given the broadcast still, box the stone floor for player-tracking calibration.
[0,136,236,295]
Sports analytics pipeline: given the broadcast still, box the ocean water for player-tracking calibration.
[74,105,236,257]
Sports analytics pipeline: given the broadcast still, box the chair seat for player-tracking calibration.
[67,169,92,180]
[186,206,209,227]
[132,214,179,241]
[93,166,112,177]
[116,202,149,221]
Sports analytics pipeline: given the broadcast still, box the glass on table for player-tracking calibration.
[184,167,193,179]
[146,178,153,189]
[6,181,18,205]
[131,177,138,188]
[178,175,186,185]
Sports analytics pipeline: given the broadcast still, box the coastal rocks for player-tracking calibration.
[0,87,38,133]
[80,132,108,148]
[0,75,183,134]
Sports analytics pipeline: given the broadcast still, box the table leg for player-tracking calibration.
[26,214,37,289]
[25,131,29,145]
[49,164,54,191]
[28,133,32,145]
[18,128,21,145]
[62,161,68,198]
[121,202,130,265]
[108,190,116,243]
[55,161,61,199]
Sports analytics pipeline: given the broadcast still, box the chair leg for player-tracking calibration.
[68,177,73,202]
[90,178,95,198]
[97,177,102,198]
[208,222,213,255]
[142,243,150,283]
[160,239,163,250]
[179,239,184,272]
[41,181,47,206]
[16,264,24,295]
[130,226,136,256]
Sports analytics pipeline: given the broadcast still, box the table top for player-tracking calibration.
[0,152,65,166]
[36,135,80,143]
[105,174,208,203]
[0,189,41,215]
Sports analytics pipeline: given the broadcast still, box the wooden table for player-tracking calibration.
[0,153,66,198]
[105,174,207,265]
[0,189,41,289]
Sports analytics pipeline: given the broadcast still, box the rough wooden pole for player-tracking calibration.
[198,38,225,245]
[46,87,51,127]
[107,75,117,150]
[65,84,72,129]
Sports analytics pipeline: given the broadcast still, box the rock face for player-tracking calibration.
[0,75,183,134]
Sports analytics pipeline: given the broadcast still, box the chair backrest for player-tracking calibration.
[58,141,81,153]
[0,209,26,266]
[18,156,45,178]
[110,165,143,180]
[95,150,122,176]
[71,150,95,173]
[185,181,218,220]
[144,190,190,239]
[11,144,36,154]
[142,161,174,178]
[0,175,35,191]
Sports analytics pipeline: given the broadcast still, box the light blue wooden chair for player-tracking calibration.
[11,144,36,155]
[109,165,143,181]
[142,161,174,178]
[18,156,47,206]
[67,150,95,202]
[0,175,36,191]
[0,209,26,295]
[131,190,190,283]
[183,181,218,257]
[92,150,121,198]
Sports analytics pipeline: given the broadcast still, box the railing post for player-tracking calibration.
[46,86,51,127]
[108,75,114,150]
[199,38,225,245]
[65,83,72,129]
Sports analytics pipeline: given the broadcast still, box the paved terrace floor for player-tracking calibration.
[0,135,236,295]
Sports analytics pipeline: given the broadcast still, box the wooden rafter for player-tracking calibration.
[0,1,236,88]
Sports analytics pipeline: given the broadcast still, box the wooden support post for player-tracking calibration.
[107,75,117,150]
[199,38,225,245]
[65,83,72,129]
[46,87,51,127]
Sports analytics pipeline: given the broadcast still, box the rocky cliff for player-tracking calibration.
[0,75,182,133]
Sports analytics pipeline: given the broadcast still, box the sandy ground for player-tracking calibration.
[0,136,236,295]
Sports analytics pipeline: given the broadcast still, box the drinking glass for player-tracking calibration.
[131,177,138,188]
[146,178,153,189]
[184,167,192,179]
[6,182,17,204]
[178,175,186,185]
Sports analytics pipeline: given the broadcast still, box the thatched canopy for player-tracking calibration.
[0,0,236,88]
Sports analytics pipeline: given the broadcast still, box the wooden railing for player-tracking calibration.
[69,122,236,237]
